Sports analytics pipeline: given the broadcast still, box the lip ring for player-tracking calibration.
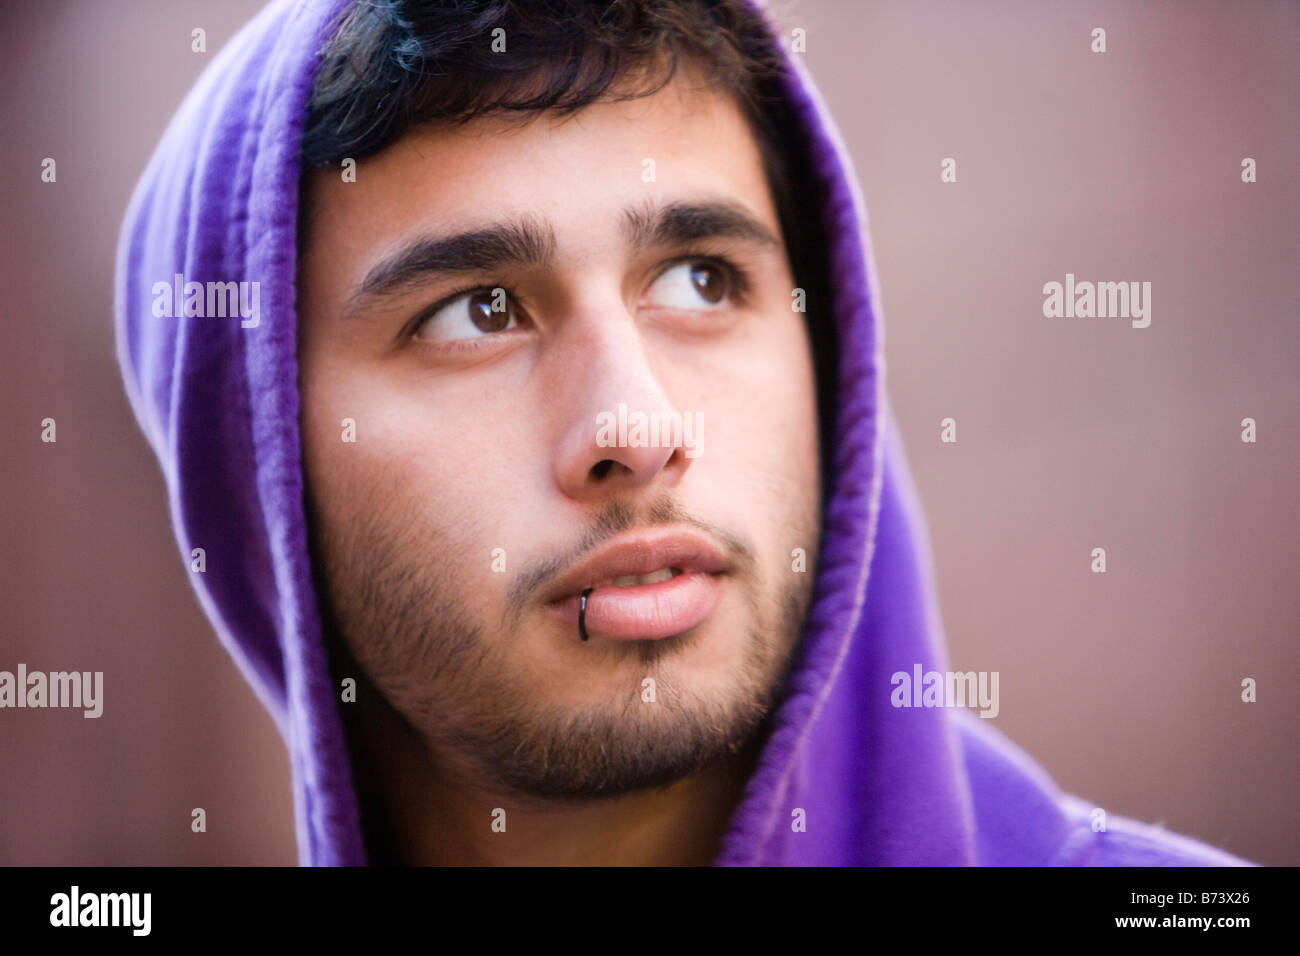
[579,587,593,642]
[549,568,725,642]
[543,528,730,607]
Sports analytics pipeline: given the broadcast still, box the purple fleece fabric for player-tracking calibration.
[114,0,1252,866]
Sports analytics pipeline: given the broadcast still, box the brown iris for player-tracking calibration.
[690,263,726,304]
[469,291,511,332]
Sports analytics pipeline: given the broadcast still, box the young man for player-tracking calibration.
[116,0,1250,866]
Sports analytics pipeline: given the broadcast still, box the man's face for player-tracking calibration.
[298,70,822,800]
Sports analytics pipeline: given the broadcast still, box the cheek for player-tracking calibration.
[300,363,536,618]
[301,361,393,517]
[681,312,821,536]
[304,384,466,533]
[706,312,819,465]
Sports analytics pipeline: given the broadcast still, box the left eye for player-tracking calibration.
[644,261,732,310]
[413,288,520,341]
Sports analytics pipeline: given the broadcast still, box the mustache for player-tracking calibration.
[501,493,754,627]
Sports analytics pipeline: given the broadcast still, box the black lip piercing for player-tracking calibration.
[579,587,593,642]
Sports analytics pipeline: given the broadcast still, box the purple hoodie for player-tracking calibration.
[113,0,1252,867]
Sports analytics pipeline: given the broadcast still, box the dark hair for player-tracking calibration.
[301,0,837,480]
[303,0,786,163]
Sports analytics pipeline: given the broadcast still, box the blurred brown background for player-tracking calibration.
[1,0,1295,865]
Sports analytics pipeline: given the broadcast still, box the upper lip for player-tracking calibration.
[543,528,730,604]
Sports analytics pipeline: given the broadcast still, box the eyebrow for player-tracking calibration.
[352,214,556,304]
[345,198,781,314]
[620,197,781,253]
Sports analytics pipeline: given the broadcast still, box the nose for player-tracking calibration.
[550,312,695,503]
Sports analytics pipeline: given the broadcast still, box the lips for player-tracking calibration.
[543,530,729,640]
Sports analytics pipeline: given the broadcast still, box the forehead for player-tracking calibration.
[299,72,780,285]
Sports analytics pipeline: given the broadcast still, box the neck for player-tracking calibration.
[339,669,765,866]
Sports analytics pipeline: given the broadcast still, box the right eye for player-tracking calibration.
[644,260,735,311]
[413,288,521,341]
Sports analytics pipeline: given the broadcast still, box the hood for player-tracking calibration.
[115,0,1251,866]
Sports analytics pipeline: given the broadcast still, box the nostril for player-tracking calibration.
[590,459,615,480]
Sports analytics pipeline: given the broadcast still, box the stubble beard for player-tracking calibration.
[310,492,819,803]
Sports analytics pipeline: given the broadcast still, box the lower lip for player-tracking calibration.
[547,572,725,641]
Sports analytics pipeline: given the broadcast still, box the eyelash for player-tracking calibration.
[404,253,754,350]
[403,284,517,352]
[654,253,754,306]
